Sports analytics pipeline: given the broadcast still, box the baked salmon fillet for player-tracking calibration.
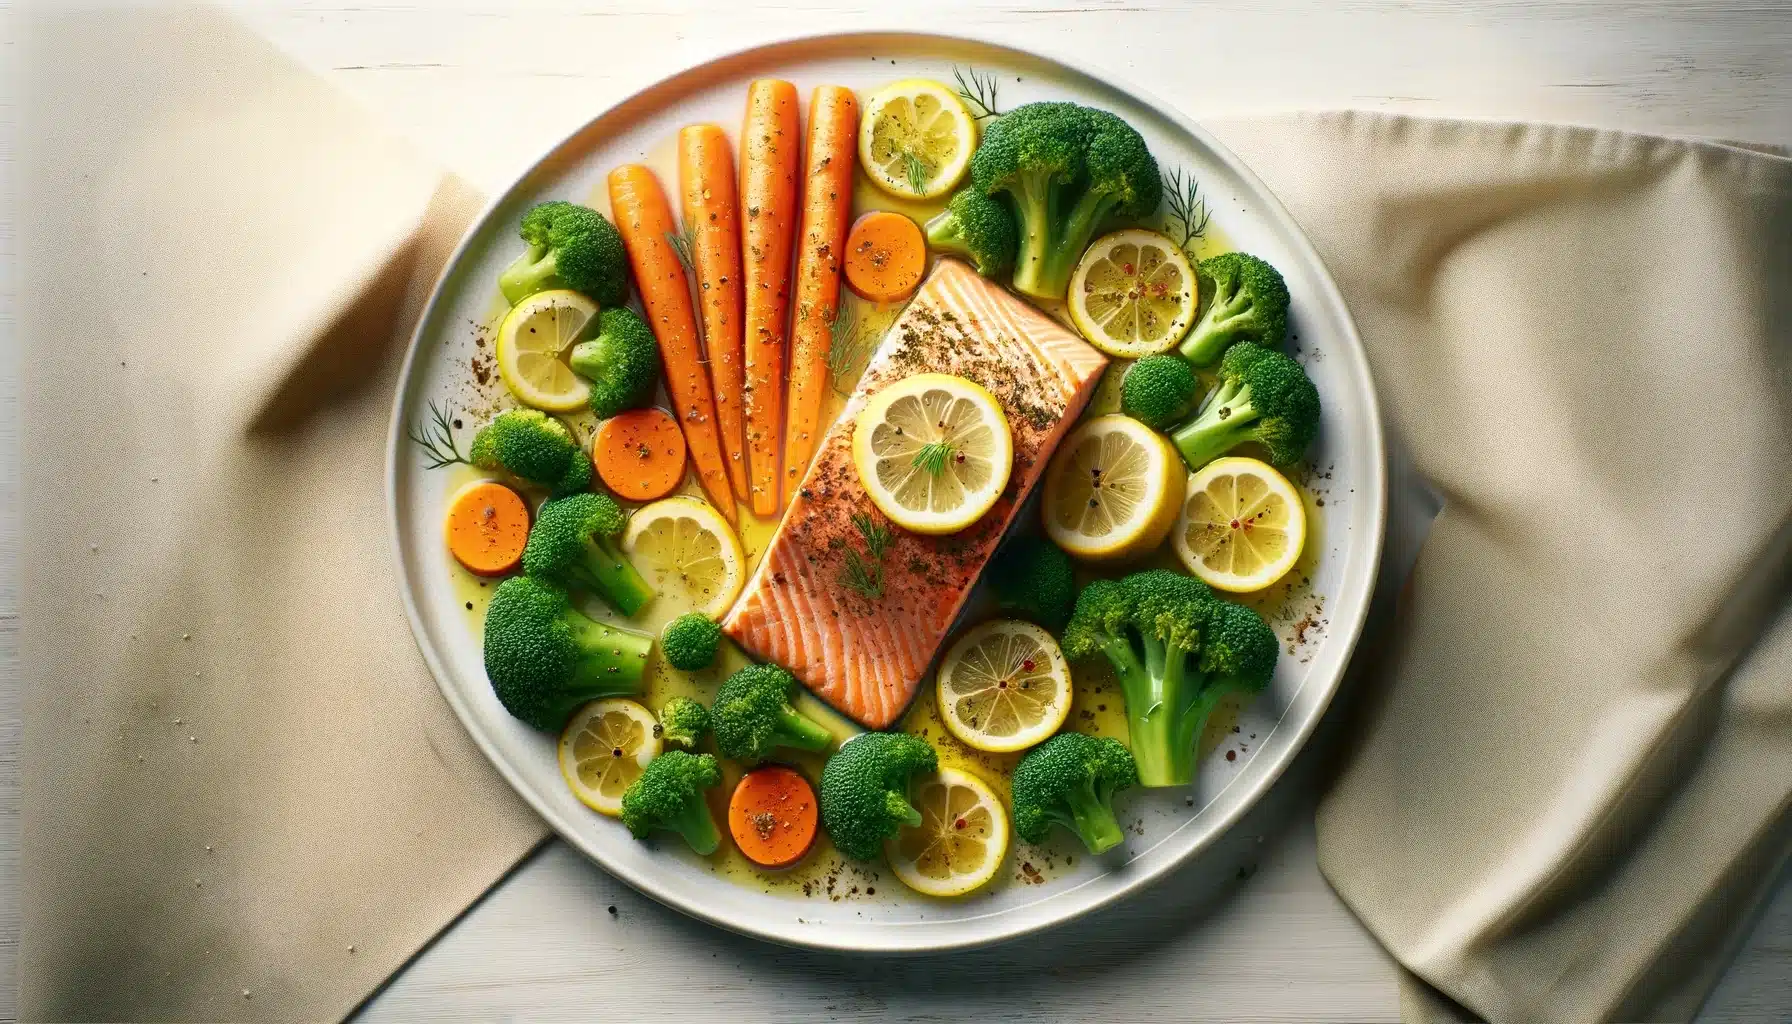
[721,259,1108,728]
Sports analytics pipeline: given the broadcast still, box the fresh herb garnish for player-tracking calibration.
[407,400,471,469]
[665,221,697,274]
[953,66,1001,122]
[824,300,874,396]
[1162,167,1213,256]
[903,151,931,196]
[853,511,893,559]
[912,440,955,476]
[840,511,894,600]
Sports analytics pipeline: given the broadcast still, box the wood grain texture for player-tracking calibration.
[4,2,1789,1022]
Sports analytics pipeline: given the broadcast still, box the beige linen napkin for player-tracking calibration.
[1206,114,1792,1022]
[22,9,1792,1024]
[19,9,546,1022]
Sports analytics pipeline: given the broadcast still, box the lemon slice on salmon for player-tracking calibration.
[1173,457,1307,592]
[495,289,597,411]
[558,698,660,817]
[886,767,1009,897]
[852,373,1013,535]
[622,497,746,618]
[936,620,1072,753]
[859,79,977,200]
[1042,414,1184,561]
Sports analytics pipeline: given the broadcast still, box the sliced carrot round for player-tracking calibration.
[444,480,530,576]
[727,765,819,869]
[843,211,926,303]
[596,408,687,502]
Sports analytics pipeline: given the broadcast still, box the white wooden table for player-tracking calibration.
[3,2,1789,1020]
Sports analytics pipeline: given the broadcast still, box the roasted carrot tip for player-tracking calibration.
[844,211,927,303]
[596,408,688,502]
[727,764,819,869]
[444,480,532,577]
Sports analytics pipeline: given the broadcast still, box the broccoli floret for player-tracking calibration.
[1177,252,1291,366]
[972,102,1162,301]
[620,750,723,854]
[569,307,661,419]
[469,408,592,495]
[1120,354,1201,430]
[660,613,721,671]
[1010,732,1138,854]
[711,663,833,763]
[1059,570,1276,786]
[657,695,710,750]
[499,200,629,307]
[989,535,1077,630]
[522,493,655,616]
[1168,342,1320,472]
[481,575,653,731]
[923,188,1019,277]
[818,732,939,860]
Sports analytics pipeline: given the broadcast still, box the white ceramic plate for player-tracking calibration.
[387,32,1385,953]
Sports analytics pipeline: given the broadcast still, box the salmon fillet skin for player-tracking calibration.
[721,259,1108,728]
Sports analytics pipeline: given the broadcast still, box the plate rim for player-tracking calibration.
[384,28,1388,954]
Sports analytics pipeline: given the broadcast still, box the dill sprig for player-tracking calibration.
[853,511,893,559]
[407,400,471,470]
[953,66,1001,121]
[839,511,894,600]
[665,221,697,274]
[903,151,931,196]
[1162,167,1213,255]
[824,300,874,396]
[912,440,955,476]
[841,550,882,599]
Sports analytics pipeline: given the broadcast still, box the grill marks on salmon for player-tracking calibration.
[721,259,1108,728]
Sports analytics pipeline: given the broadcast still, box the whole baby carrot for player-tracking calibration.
[782,85,860,491]
[607,163,736,524]
[678,125,749,502]
[739,79,801,517]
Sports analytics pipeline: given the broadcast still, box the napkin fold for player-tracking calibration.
[19,9,1791,1024]
[19,10,546,1022]
[1207,114,1792,1023]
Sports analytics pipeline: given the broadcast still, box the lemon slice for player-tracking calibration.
[851,373,1013,535]
[859,79,977,200]
[886,767,1009,897]
[622,496,746,618]
[1174,457,1307,592]
[1067,229,1199,358]
[558,698,660,817]
[1042,414,1184,561]
[495,289,597,412]
[937,620,1072,753]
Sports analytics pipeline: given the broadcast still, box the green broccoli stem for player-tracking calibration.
[775,708,834,753]
[1178,284,1253,365]
[1095,632,1197,786]
[498,245,561,305]
[1012,187,1120,301]
[564,614,653,699]
[577,536,655,617]
[1170,380,1257,474]
[1124,643,1204,788]
[1008,172,1071,300]
[923,208,967,254]
[668,799,722,855]
[884,790,923,829]
[1059,781,1125,854]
